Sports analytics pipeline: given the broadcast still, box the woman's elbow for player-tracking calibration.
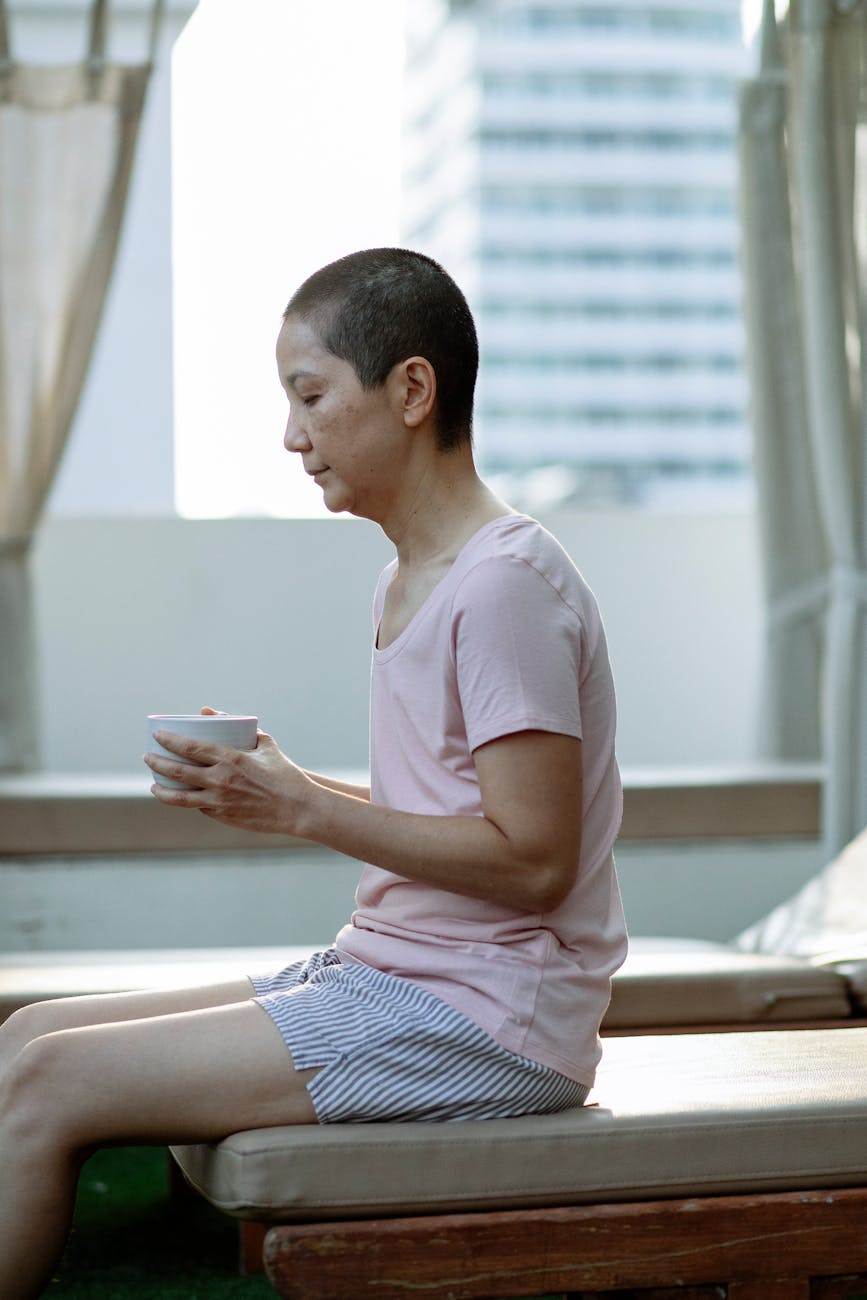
[526,855,580,913]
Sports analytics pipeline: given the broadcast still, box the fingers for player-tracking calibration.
[146,729,230,764]
[143,725,298,833]
[143,731,217,796]
[150,776,210,804]
[144,730,254,801]
[146,761,207,796]
[144,749,211,800]
[144,735,265,801]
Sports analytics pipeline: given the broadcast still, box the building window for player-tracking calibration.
[404,0,753,510]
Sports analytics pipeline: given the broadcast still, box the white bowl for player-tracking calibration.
[146,714,258,788]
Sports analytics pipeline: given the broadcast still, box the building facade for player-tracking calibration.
[401,0,751,505]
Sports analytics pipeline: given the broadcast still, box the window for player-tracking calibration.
[172,0,404,518]
[173,0,760,517]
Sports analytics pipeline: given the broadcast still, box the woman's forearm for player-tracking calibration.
[145,728,581,914]
[303,770,371,801]
[293,779,570,914]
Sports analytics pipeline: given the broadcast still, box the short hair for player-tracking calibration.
[284,248,478,450]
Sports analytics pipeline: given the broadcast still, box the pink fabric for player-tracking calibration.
[335,515,627,1087]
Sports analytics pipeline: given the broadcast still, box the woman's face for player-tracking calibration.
[277,314,404,521]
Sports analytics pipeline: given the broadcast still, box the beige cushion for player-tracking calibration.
[2,944,858,1032]
[811,951,867,1014]
[170,1026,867,1222]
[1,942,854,1024]
[606,946,852,1028]
[2,945,856,1034]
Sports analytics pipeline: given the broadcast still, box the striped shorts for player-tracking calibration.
[249,948,588,1124]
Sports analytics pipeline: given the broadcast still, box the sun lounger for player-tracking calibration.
[606,939,864,1031]
[170,1025,867,1297]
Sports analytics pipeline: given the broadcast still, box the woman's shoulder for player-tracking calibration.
[457,514,586,595]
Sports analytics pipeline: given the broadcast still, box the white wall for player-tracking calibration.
[536,505,764,767]
[0,837,827,952]
[32,505,764,774]
[33,516,391,774]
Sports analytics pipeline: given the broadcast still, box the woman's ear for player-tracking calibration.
[399,356,437,428]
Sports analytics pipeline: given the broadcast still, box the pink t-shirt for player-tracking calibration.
[335,514,627,1087]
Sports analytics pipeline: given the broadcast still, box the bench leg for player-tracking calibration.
[239,1220,267,1275]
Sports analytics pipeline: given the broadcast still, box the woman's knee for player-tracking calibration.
[1,1037,50,1141]
[0,1031,87,1154]
[0,1005,44,1068]
[0,1001,69,1061]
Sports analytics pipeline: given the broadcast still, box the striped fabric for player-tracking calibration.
[250,949,588,1124]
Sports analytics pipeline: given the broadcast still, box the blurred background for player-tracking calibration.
[16,0,764,774]
[4,0,864,949]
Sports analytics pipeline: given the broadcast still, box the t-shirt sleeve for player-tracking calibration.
[452,554,584,753]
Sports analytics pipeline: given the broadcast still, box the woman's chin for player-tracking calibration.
[321,488,352,515]
[319,480,370,519]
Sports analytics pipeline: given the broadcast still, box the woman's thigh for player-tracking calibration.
[0,979,257,1069]
[6,999,319,1150]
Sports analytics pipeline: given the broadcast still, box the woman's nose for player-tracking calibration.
[284,412,311,453]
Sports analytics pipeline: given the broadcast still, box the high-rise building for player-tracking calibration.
[401,0,751,505]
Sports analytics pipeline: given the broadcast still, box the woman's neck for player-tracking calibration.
[386,458,514,573]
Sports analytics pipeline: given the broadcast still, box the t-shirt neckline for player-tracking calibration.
[374,512,532,661]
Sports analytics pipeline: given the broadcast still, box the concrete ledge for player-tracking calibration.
[619,763,823,841]
[0,774,310,856]
[0,764,824,856]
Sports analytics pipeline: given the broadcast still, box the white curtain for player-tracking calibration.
[738,0,867,854]
[738,0,827,764]
[0,0,160,768]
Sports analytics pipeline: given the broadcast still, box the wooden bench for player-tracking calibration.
[5,948,867,1293]
[170,1026,867,1299]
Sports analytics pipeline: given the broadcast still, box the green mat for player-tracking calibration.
[47,1146,579,1299]
[50,1146,272,1299]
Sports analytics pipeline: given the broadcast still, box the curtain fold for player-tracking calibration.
[739,0,867,854]
[737,0,827,763]
[0,3,156,768]
[789,0,867,852]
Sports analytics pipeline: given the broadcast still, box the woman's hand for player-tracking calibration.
[144,726,314,836]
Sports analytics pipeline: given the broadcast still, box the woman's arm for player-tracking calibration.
[195,708,371,802]
[303,771,371,801]
[298,729,583,912]
[145,728,582,914]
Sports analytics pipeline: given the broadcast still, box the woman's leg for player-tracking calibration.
[0,997,318,1300]
[0,979,256,1076]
